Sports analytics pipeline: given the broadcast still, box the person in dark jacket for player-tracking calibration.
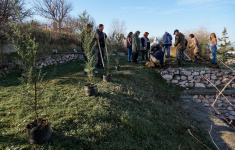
[162,32,172,58]
[141,32,150,61]
[174,29,185,66]
[132,31,141,63]
[126,32,133,62]
[150,44,165,66]
[95,24,107,68]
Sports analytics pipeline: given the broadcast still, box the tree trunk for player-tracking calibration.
[59,20,62,32]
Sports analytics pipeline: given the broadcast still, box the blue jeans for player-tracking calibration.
[176,49,185,60]
[181,50,185,60]
[163,44,171,57]
[211,45,217,64]
[128,46,133,61]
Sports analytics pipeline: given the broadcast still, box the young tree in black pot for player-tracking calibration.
[8,4,51,144]
[82,27,98,96]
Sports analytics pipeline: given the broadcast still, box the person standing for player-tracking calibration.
[126,32,133,62]
[162,32,172,58]
[210,33,217,64]
[132,31,141,63]
[141,32,150,61]
[95,24,107,68]
[174,29,185,66]
[188,34,202,61]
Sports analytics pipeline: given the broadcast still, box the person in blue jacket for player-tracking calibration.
[162,32,172,58]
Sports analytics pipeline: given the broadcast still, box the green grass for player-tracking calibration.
[0,57,215,149]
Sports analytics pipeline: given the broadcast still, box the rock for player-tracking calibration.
[225,113,229,117]
[194,79,201,83]
[204,103,210,107]
[194,76,201,80]
[178,81,186,85]
[193,72,199,76]
[195,83,205,88]
[181,76,187,80]
[188,83,194,87]
[230,111,235,116]
[188,76,193,80]
[229,115,235,120]
[211,75,217,80]
[227,106,234,111]
[174,70,180,74]
[200,70,206,74]
[193,95,198,99]
[162,75,173,80]
[204,74,210,78]
[215,80,221,86]
[180,70,192,76]
[174,76,181,80]
[171,80,178,84]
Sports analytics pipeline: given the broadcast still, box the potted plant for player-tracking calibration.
[82,27,98,96]
[9,5,51,144]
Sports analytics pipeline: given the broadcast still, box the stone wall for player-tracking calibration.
[161,68,235,88]
[0,53,84,78]
[186,89,235,121]
[36,53,83,69]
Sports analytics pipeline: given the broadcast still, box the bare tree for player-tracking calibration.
[0,0,31,45]
[34,0,72,32]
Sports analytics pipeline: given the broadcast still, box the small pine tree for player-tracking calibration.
[218,27,233,61]
[82,28,95,83]
[8,2,47,126]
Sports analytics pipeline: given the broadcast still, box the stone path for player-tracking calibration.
[179,90,235,150]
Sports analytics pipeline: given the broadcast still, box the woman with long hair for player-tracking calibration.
[126,32,133,62]
[210,33,217,64]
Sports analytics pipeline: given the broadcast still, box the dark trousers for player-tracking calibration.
[96,47,105,68]
[133,52,139,63]
[141,50,149,61]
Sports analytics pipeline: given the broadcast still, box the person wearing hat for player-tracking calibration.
[132,31,141,63]
[95,24,107,68]
[188,34,201,61]
[174,29,185,66]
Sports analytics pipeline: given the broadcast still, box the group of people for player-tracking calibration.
[126,30,218,67]
[81,23,218,71]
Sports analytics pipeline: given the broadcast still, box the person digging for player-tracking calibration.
[174,29,186,67]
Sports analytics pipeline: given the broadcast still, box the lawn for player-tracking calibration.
[0,57,215,149]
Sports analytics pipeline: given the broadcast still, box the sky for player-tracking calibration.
[27,0,235,43]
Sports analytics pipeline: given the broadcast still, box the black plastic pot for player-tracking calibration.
[116,65,120,71]
[27,119,51,144]
[103,74,112,82]
[84,83,98,96]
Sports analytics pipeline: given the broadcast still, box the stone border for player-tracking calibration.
[161,68,235,88]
